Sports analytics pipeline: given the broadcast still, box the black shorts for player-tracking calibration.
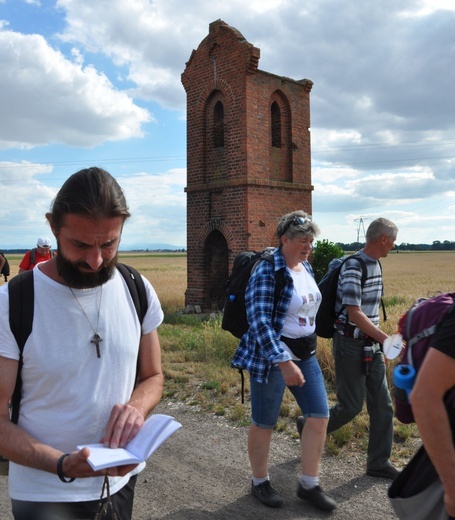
[11,475,137,520]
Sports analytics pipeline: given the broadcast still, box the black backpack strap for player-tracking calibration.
[336,255,366,316]
[355,255,387,320]
[116,263,148,325]
[29,248,36,268]
[335,255,368,326]
[8,271,35,424]
[239,369,245,405]
[377,260,387,322]
[381,297,387,322]
[273,267,286,313]
[9,271,34,354]
[116,263,149,388]
[351,254,367,287]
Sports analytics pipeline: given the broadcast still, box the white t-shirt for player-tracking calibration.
[0,265,164,501]
[280,267,321,360]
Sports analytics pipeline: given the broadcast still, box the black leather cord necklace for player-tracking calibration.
[69,286,103,358]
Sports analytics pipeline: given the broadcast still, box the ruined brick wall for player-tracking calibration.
[182,20,313,310]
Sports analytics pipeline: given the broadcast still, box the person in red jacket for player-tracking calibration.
[18,237,53,273]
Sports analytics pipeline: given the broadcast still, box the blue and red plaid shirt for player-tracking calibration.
[230,247,315,383]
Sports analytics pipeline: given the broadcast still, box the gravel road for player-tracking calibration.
[0,400,400,519]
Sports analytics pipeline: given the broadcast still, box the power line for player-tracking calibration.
[316,154,455,167]
[312,136,455,153]
[0,136,453,184]
[354,217,371,249]
[0,155,186,169]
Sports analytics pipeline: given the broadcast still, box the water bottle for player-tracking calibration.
[393,364,416,401]
[363,345,373,375]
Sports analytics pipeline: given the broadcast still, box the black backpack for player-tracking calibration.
[8,263,148,424]
[0,252,10,281]
[315,255,367,338]
[221,248,286,339]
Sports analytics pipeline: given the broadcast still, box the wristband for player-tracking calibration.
[57,453,75,483]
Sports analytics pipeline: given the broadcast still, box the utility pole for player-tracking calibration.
[354,217,370,250]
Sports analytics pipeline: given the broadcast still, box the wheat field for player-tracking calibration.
[368,250,455,369]
[2,250,453,462]
[120,249,455,321]
[3,250,454,313]
[0,252,187,312]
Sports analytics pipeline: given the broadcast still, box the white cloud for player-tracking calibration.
[400,0,455,17]
[312,164,359,183]
[2,0,455,248]
[0,162,57,246]
[0,28,152,150]
[118,168,187,247]
[0,161,187,248]
[345,170,441,200]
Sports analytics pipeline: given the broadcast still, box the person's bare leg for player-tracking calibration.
[248,424,273,477]
[300,417,328,476]
[297,416,337,511]
[249,424,283,508]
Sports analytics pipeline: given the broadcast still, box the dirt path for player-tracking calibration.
[0,400,399,519]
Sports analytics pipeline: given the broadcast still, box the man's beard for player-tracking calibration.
[56,247,117,289]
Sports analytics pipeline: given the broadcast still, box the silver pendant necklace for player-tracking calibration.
[69,286,103,358]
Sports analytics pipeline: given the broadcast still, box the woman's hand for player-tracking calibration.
[278,360,305,387]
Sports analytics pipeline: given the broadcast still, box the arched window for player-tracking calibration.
[271,101,281,148]
[213,101,224,148]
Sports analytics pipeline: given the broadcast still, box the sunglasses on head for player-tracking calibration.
[283,216,311,234]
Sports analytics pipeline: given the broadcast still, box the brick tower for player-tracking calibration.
[181,20,314,311]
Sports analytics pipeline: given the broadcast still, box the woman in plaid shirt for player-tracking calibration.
[231,211,336,512]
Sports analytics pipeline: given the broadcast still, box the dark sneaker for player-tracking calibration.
[296,416,306,437]
[297,483,337,511]
[251,480,284,508]
[366,464,400,480]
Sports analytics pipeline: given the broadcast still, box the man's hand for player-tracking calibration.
[101,404,146,449]
[61,448,138,479]
[278,360,305,387]
[346,305,388,344]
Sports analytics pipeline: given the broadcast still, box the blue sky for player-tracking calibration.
[1,0,455,249]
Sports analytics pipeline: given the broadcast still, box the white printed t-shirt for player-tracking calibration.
[0,265,163,502]
[280,266,321,360]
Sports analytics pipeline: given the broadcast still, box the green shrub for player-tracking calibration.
[312,239,344,282]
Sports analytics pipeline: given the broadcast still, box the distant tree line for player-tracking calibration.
[312,239,455,283]
[334,241,455,252]
[1,248,187,254]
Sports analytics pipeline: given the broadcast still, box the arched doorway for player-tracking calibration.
[204,230,229,310]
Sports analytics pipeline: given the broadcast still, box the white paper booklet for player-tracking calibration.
[78,414,182,471]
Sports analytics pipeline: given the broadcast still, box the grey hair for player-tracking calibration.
[276,210,320,245]
[366,218,398,243]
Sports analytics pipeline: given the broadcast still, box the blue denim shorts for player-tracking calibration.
[250,355,329,428]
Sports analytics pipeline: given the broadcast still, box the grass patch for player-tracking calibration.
[201,380,220,391]
[4,251,447,467]
[383,295,407,307]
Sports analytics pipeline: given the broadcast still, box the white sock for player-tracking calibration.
[252,475,269,486]
[299,474,319,489]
